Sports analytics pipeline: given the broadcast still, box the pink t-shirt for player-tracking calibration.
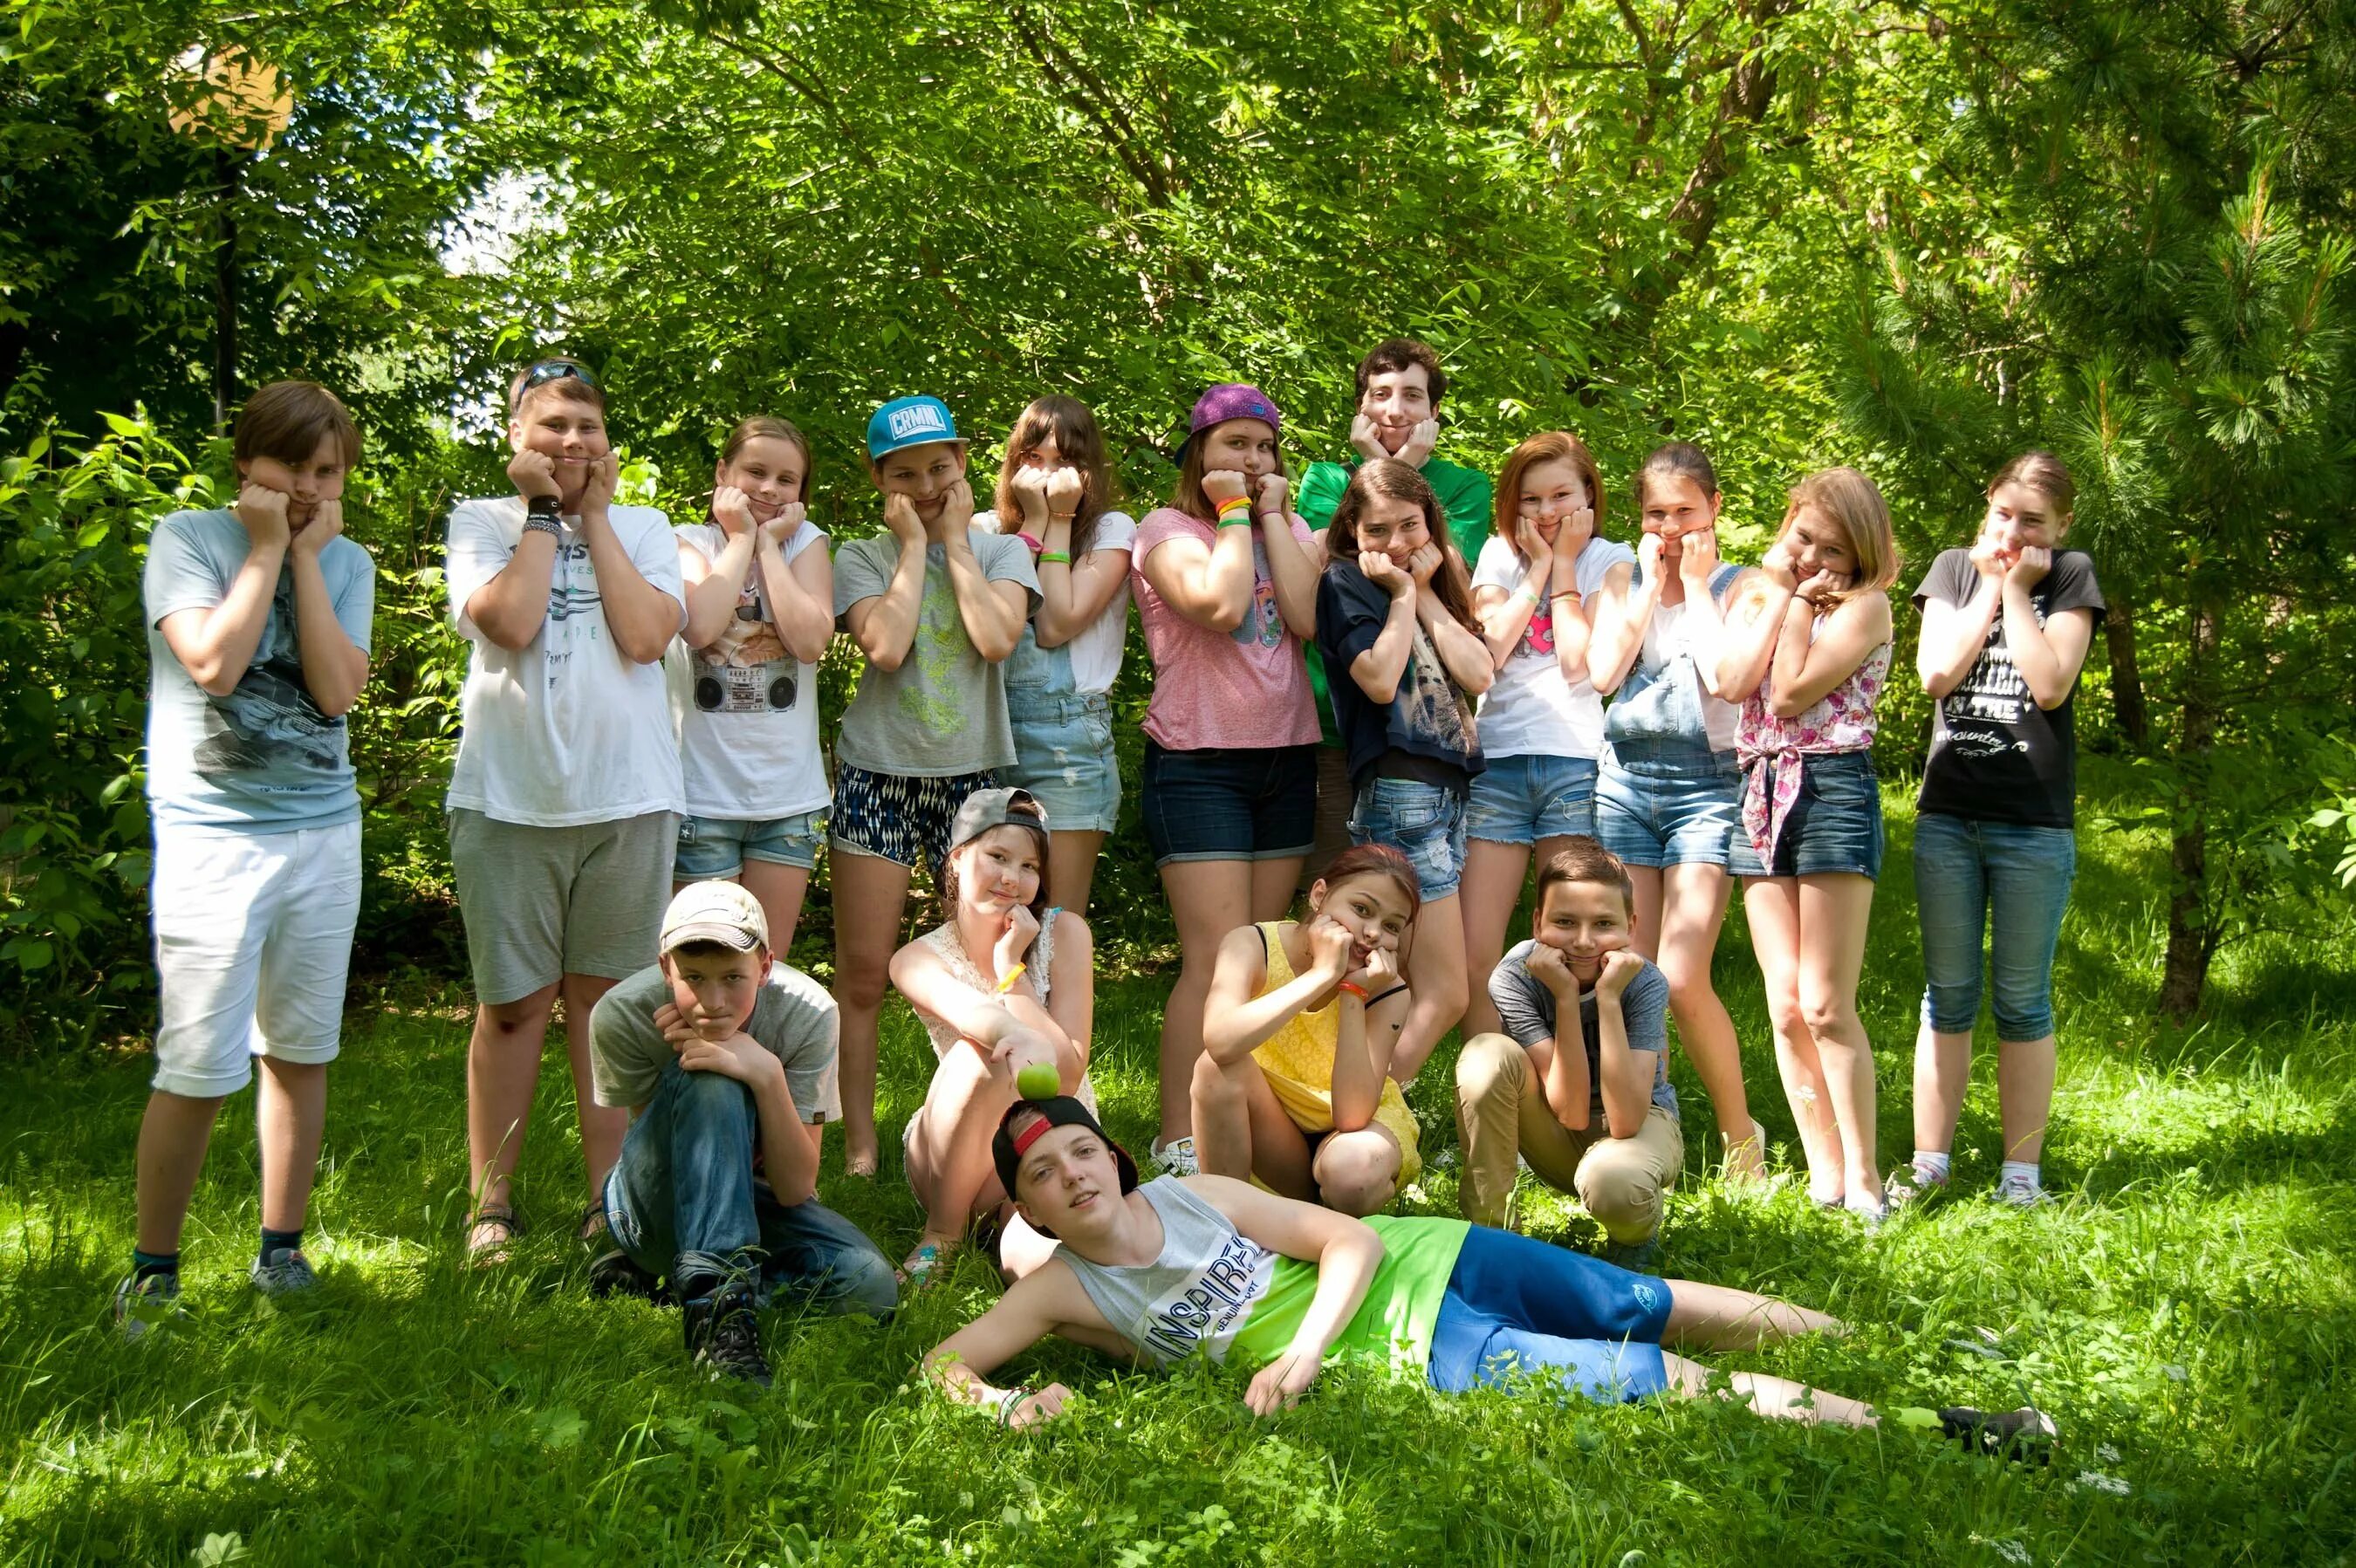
[1131,507,1320,750]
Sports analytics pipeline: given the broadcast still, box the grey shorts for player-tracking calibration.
[449,809,677,1004]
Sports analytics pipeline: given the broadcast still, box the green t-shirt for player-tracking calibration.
[1297,455,1494,746]
[1232,1215,1473,1374]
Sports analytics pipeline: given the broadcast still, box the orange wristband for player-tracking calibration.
[1336,981,1369,1002]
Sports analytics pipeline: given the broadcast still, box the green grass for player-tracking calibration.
[5,774,2354,1565]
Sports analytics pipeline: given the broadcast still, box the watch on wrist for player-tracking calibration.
[526,494,563,521]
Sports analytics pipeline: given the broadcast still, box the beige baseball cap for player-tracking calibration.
[660,880,770,954]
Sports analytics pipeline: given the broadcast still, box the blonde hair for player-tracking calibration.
[1774,466,1900,610]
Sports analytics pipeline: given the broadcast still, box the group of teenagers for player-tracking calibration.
[116,338,2106,1461]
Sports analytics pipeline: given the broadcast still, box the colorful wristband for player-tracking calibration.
[1336,981,1369,1002]
[1017,531,1044,556]
[994,962,1026,996]
[1038,550,1072,565]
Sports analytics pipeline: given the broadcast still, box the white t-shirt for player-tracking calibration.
[444,496,687,826]
[1469,535,1633,759]
[671,521,832,820]
[976,510,1139,696]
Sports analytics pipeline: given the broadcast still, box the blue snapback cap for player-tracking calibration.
[866,395,960,459]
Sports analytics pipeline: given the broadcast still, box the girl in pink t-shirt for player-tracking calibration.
[1128,384,1324,1169]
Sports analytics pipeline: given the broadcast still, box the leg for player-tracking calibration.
[1984,825,2078,1168]
[1249,854,1306,924]
[1572,1108,1683,1245]
[1796,873,1883,1202]
[254,1059,327,1234]
[1155,859,1255,1143]
[1393,893,1468,1084]
[560,973,630,1208]
[1458,839,1531,1041]
[1747,877,1841,1202]
[1656,861,1762,1178]
[1048,829,1106,921]
[755,1190,898,1318]
[1312,1125,1404,1216]
[134,1092,228,1255]
[1910,812,1987,1159]
[904,1042,1019,1248]
[467,983,560,1220]
[601,1061,763,1285]
[737,859,813,958]
[1191,1047,1318,1200]
[828,846,917,1175]
[1454,1032,1587,1228]
[1661,1352,1879,1428]
[1661,1277,1845,1349]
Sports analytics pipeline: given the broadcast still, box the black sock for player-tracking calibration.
[258,1227,303,1264]
[132,1249,180,1282]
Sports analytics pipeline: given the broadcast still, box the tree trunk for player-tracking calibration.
[2158,599,2218,1018]
[2104,593,2148,752]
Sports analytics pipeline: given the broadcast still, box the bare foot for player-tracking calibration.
[845,1141,880,1180]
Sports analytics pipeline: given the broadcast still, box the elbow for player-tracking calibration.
[619,633,671,666]
[864,642,907,674]
[1768,693,1812,720]
[191,667,239,699]
[1359,677,1401,706]
[2032,682,2071,711]
[785,632,831,665]
[1206,600,1248,635]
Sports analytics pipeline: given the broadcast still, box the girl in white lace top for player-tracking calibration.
[887,788,1096,1283]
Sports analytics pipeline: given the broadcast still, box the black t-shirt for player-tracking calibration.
[1314,562,1485,791]
[1914,547,2106,828]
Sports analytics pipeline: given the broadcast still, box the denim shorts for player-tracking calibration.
[830,764,996,873]
[1348,777,1469,901]
[1141,741,1318,865]
[1592,744,1742,868]
[1465,753,1599,846]
[675,809,826,878]
[1426,1223,1672,1402]
[1728,751,1885,880]
[1914,811,2078,1040]
[1004,692,1121,835]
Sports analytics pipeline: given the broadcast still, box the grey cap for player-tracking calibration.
[949,786,1048,852]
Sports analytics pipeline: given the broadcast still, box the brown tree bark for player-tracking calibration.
[2104,592,2149,751]
[2158,599,2219,1018]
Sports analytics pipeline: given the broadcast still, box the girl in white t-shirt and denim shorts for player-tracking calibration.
[673,416,834,955]
[1459,431,1635,1039]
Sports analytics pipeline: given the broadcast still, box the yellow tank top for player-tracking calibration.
[1248,921,1422,1186]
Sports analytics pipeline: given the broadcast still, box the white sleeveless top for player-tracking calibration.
[909,909,1097,1111]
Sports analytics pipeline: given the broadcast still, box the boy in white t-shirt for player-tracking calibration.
[117,380,375,1335]
[443,358,687,1263]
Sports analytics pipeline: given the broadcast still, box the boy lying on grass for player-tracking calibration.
[923,1098,2055,1461]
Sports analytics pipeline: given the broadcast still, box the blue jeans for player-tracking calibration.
[604,1060,897,1315]
[1464,753,1599,846]
[1141,741,1318,865]
[1347,777,1469,900]
[1914,812,2078,1042]
[675,809,826,877]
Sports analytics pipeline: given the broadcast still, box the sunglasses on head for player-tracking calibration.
[513,359,599,407]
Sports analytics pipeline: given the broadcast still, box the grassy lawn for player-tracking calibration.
[4,771,2353,1565]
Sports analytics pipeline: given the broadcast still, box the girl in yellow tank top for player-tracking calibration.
[1191,845,1425,1215]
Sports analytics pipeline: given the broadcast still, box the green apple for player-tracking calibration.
[1016,1062,1061,1101]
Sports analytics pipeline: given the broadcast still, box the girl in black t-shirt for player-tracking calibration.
[1897,452,2105,1211]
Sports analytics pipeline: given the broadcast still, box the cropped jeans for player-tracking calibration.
[1913,811,2078,1042]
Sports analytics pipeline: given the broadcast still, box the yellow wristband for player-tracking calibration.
[993,963,1026,996]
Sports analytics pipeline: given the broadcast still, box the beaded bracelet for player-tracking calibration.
[1038,551,1072,565]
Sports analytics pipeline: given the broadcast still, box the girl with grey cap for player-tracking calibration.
[888,787,1098,1284]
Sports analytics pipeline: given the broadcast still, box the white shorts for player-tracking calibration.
[150,819,362,1098]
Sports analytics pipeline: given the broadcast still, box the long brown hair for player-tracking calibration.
[992,395,1117,556]
[1171,419,1289,524]
[1492,430,1606,564]
[941,803,1053,961]
[1324,458,1479,633]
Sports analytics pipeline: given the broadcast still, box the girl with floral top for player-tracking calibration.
[888,788,1094,1283]
[1715,468,1901,1222]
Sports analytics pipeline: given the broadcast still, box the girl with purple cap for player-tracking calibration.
[1128,384,1325,1175]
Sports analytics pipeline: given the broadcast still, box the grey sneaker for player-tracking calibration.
[1602,1236,1663,1274]
[1991,1174,2050,1209]
[1150,1136,1200,1178]
[1885,1164,1948,1209]
[250,1247,318,1298]
[685,1288,772,1388]
[1938,1405,2058,1463]
[113,1270,182,1340]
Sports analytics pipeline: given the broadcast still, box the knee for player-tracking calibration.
[835,1249,901,1318]
[1920,977,1981,1036]
[1763,986,1807,1038]
[1796,983,1853,1043]
[672,1065,757,1123]
[1191,1049,1241,1106]
[1454,1033,1524,1106]
[1315,1136,1401,1217]
[1576,1152,1664,1243]
[1989,982,2054,1044]
[1657,961,1712,1017]
[833,954,890,1009]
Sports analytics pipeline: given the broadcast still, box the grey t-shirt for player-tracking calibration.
[589,960,842,1121]
[1489,941,1678,1122]
[143,508,375,832]
[832,526,1038,777]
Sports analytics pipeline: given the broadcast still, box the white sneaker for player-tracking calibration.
[1150,1136,1200,1177]
[1991,1174,2049,1209]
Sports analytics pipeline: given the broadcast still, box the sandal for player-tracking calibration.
[578,1201,611,1246]
[897,1238,955,1288]
[466,1203,519,1267]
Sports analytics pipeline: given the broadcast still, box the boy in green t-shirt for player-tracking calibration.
[1296,340,1494,886]
[922,1099,2057,1464]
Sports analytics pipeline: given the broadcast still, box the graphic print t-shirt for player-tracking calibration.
[1315,559,1484,789]
[1489,941,1678,1123]
[673,520,831,819]
[831,525,1038,777]
[444,496,686,827]
[1130,509,1320,751]
[143,509,375,832]
[1469,533,1633,760]
[1913,548,2106,829]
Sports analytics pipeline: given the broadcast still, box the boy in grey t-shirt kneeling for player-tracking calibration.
[590,882,895,1387]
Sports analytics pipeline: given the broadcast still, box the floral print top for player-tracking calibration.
[1735,634,1891,866]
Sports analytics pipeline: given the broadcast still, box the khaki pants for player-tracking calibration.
[1454,1032,1684,1243]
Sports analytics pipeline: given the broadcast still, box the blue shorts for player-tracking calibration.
[1427,1224,1673,1402]
[1593,745,1742,868]
[1465,753,1599,846]
[675,809,826,878]
[1347,777,1469,901]
[1141,741,1318,866]
[1004,693,1121,836]
[830,765,996,873]
[1728,751,1885,880]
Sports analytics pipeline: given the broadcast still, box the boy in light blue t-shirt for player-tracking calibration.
[118,380,376,1336]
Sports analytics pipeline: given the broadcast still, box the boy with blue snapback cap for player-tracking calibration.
[830,395,1038,1176]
